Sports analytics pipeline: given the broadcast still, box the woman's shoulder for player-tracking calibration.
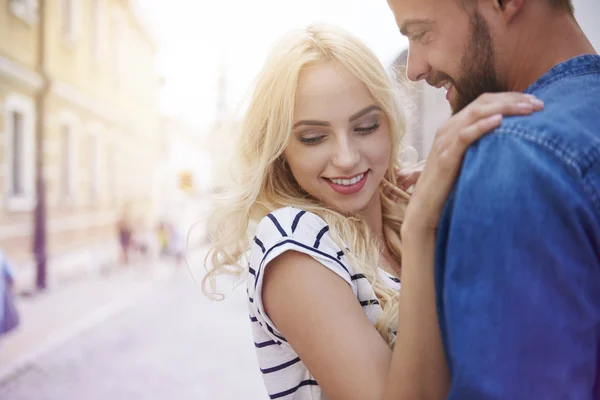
[249,206,355,298]
[251,207,347,265]
[254,207,330,241]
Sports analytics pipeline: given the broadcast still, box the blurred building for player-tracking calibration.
[0,0,162,289]
[392,49,451,161]
[206,63,237,193]
[573,0,600,50]
[154,116,212,233]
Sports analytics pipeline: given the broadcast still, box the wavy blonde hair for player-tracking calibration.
[203,24,409,346]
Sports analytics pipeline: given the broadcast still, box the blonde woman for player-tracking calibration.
[204,24,543,400]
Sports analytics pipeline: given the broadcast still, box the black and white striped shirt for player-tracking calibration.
[247,207,401,400]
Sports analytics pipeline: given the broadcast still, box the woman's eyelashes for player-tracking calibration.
[299,135,325,145]
[297,120,380,145]
[355,121,380,135]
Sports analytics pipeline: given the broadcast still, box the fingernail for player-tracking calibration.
[530,98,544,108]
[518,102,533,111]
[490,114,503,122]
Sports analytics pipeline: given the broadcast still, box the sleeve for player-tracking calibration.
[247,208,357,344]
[435,134,600,399]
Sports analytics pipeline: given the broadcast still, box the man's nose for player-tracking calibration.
[405,47,430,82]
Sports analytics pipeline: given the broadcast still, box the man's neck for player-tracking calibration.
[507,10,596,92]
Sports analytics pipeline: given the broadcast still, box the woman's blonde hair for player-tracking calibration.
[203,24,408,345]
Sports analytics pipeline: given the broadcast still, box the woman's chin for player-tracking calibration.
[321,195,374,216]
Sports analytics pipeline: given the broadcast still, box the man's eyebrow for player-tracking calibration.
[399,18,435,36]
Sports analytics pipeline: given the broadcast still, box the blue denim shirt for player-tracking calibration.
[435,55,600,399]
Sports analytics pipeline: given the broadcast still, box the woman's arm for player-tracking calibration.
[385,232,448,400]
[263,250,393,400]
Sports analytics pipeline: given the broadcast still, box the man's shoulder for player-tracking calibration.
[458,100,600,218]
[477,56,600,170]
[475,87,600,179]
[498,61,600,170]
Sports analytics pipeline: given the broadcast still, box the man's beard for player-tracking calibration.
[432,10,507,114]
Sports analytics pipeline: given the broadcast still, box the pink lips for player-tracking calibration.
[324,171,369,195]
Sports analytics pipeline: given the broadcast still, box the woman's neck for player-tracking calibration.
[360,190,385,244]
[358,191,400,275]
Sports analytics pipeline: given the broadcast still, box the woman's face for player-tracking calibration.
[284,62,392,215]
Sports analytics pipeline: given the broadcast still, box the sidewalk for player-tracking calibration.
[0,258,178,382]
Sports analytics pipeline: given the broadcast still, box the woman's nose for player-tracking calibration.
[331,137,360,170]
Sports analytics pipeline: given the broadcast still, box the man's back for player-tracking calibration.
[436,55,600,399]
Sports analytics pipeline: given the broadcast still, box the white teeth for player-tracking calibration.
[330,173,364,186]
[444,82,451,90]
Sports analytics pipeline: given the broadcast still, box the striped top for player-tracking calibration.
[247,207,401,400]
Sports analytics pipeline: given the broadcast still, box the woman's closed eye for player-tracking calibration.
[297,120,380,145]
[355,122,380,135]
[298,133,326,145]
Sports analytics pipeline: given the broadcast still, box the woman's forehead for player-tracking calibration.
[294,64,376,122]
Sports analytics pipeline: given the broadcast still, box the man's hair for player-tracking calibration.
[549,0,574,14]
[458,0,574,14]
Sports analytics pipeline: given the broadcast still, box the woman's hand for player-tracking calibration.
[402,92,544,236]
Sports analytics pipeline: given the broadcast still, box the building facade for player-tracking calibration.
[0,0,162,289]
[392,49,450,161]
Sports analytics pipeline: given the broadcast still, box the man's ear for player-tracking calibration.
[493,0,524,23]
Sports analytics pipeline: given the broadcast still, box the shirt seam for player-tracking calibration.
[524,55,600,93]
[526,68,600,94]
[487,126,600,217]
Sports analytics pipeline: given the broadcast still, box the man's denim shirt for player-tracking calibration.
[436,54,600,399]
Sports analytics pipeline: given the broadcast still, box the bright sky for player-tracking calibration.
[143,0,407,129]
[143,0,600,130]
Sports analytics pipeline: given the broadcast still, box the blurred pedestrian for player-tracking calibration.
[157,221,170,258]
[169,224,185,268]
[116,208,133,266]
[132,218,151,261]
[1,250,20,338]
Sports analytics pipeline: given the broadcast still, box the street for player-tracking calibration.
[0,269,268,400]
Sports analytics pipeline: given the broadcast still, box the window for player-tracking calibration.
[11,112,24,196]
[60,125,74,198]
[62,0,79,43]
[58,113,78,201]
[110,9,126,80]
[4,93,35,211]
[91,0,105,61]
[9,0,38,24]
[106,142,117,203]
[89,130,100,201]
